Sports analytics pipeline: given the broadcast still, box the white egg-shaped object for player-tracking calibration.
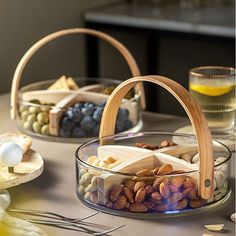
[0,190,11,210]
[0,142,23,167]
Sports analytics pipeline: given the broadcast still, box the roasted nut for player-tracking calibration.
[110,185,124,202]
[145,185,154,195]
[124,179,136,192]
[143,201,155,209]
[160,140,170,148]
[179,153,193,163]
[154,203,169,213]
[136,143,146,148]
[125,202,130,209]
[169,184,179,193]
[189,199,203,208]
[90,192,98,204]
[187,189,198,200]
[152,167,160,175]
[150,191,162,202]
[134,181,146,193]
[172,170,186,174]
[170,176,185,188]
[136,169,153,177]
[157,164,173,175]
[167,192,184,204]
[159,182,170,199]
[135,188,146,203]
[170,199,188,210]
[129,203,148,212]
[103,156,117,164]
[106,202,113,208]
[153,177,169,190]
[182,187,193,197]
[136,143,158,150]
[124,187,134,203]
[183,177,196,189]
[113,196,127,210]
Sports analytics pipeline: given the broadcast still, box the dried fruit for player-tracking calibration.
[153,177,169,190]
[157,164,173,175]
[145,185,154,195]
[159,182,170,199]
[155,203,169,213]
[113,195,127,210]
[150,191,162,202]
[124,186,134,203]
[170,176,185,188]
[134,181,146,193]
[110,185,124,202]
[136,169,153,177]
[135,188,146,203]
[204,224,224,231]
[170,199,188,210]
[103,156,117,164]
[129,203,148,212]
[124,179,135,191]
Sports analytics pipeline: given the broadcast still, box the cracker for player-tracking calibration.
[47,75,70,90]
[0,133,32,154]
[67,77,79,90]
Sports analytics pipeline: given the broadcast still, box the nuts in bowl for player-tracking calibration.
[75,133,231,217]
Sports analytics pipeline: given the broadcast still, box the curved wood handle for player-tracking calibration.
[11,28,146,119]
[99,75,214,199]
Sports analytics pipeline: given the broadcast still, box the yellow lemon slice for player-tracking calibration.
[190,83,234,96]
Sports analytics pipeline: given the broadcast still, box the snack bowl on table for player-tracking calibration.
[10,28,145,142]
[75,75,231,218]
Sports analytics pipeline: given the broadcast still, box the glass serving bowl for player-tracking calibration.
[75,132,231,218]
[16,78,142,143]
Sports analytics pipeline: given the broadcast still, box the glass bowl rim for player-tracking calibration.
[18,77,140,108]
[75,131,231,177]
[189,66,236,78]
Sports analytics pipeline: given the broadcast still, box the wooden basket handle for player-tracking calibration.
[99,75,214,199]
[11,28,146,119]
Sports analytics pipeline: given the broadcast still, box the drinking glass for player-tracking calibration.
[189,66,236,135]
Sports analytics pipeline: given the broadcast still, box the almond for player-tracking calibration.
[154,203,169,213]
[159,182,170,199]
[160,140,170,148]
[135,188,146,203]
[170,199,188,210]
[110,185,124,202]
[124,186,134,203]
[183,177,196,189]
[153,177,169,190]
[129,203,148,212]
[106,202,113,208]
[134,181,146,193]
[145,185,154,195]
[113,195,127,210]
[172,170,186,174]
[169,184,179,193]
[124,179,135,192]
[152,167,160,175]
[189,199,203,208]
[187,189,198,200]
[182,187,193,197]
[179,153,193,163]
[157,164,173,175]
[167,192,184,204]
[136,169,153,177]
[143,201,155,209]
[151,191,162,202]
[170,176,185,188]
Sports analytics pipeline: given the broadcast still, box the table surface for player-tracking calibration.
[0,93,235,236]
[84,2,235,38]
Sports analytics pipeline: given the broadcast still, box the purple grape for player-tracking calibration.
[72,127,86,138]
[61,116,75,130]
[80,115,96,131]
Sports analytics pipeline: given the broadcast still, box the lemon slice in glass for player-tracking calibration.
[190,83,234,96]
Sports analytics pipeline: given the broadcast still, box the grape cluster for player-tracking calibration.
[59,101,133,138]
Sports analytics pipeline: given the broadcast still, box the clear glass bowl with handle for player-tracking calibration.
[75,75,231,218]
[10,28,145,142]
